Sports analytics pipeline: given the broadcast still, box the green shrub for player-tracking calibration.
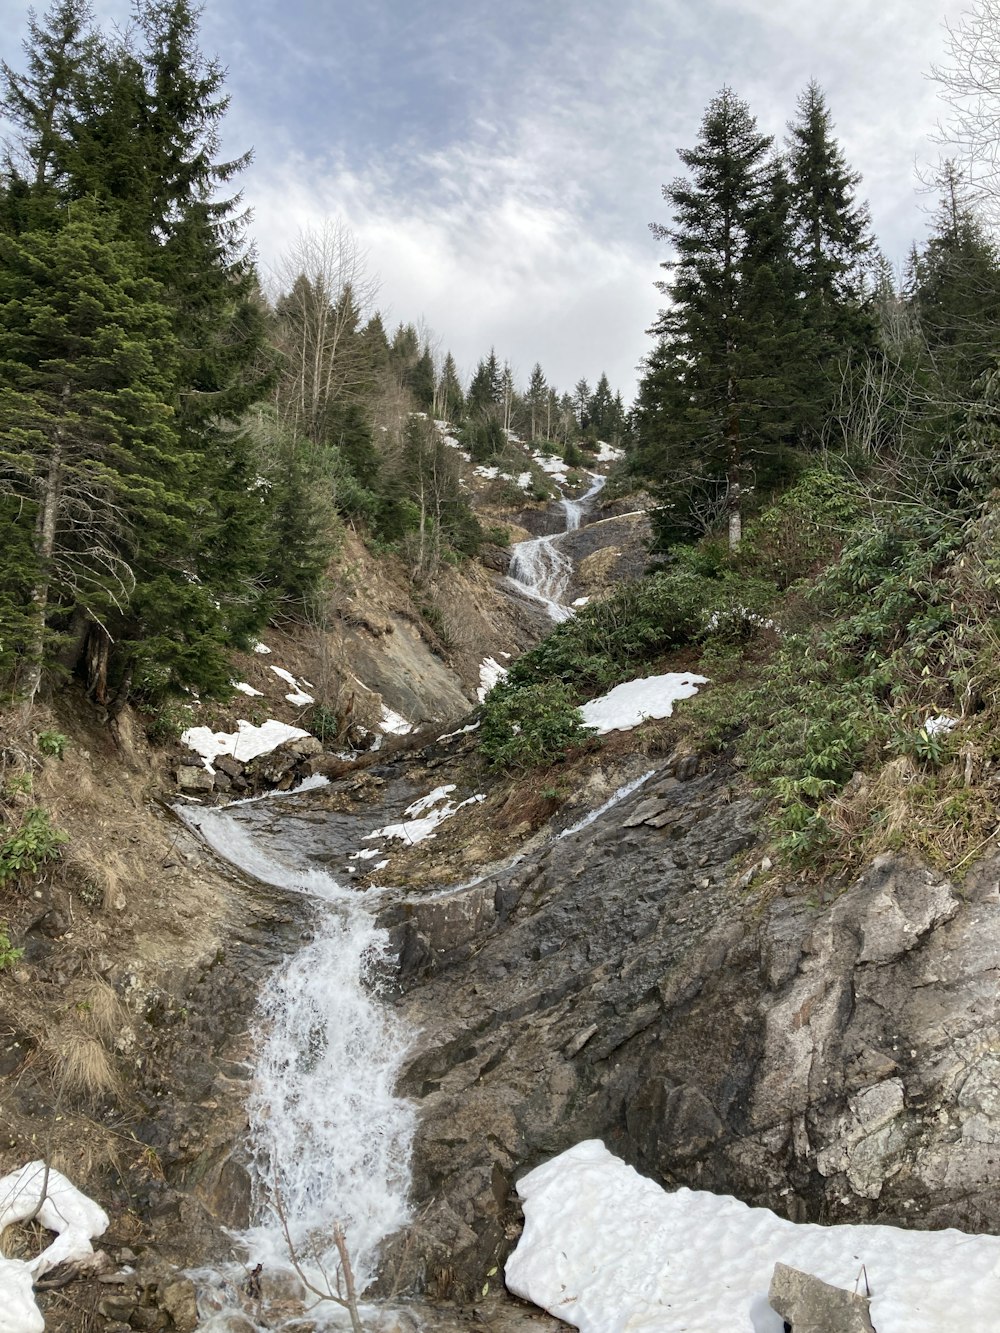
[481,681,595,770]
[0,924,22,970]
[0,808,68,887]
[37,730,68,759]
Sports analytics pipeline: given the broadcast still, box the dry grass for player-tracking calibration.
[62,840,130,911]
[47,1032,121,1105]
[76,978,129,1046]
[824,748,1000,874]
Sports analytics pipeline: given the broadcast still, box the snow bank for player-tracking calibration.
[0,1162,109,1333]
[579,673,707,734]
[182,719,310,770]
[505,1141,1000,1333]
[477,656,509,702]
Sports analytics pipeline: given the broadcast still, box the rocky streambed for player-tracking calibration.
[140,730,1000,1330]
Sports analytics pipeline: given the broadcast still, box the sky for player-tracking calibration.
[3,0,977,401]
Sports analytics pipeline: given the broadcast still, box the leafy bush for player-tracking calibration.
[0,808,68,887]
[36,730,68,759]
[0,924,22,970]
[480,681,595,770]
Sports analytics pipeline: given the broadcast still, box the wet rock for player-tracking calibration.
[768,1262,876,1332]
[479,542,512,574]
[159,1276,199,1332]
[176,764,214,793]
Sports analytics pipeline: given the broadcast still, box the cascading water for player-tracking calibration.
[508,473,606,621]
[178,801,415,1329]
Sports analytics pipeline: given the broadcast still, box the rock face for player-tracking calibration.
[376,758,1000,1304]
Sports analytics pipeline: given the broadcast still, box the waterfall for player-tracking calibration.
[508,473,606,620]
[178,803,415,1326]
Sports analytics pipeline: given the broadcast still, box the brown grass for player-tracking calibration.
[48,1032,121,1104]
[63,841,130,911]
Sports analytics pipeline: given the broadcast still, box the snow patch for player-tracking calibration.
[380,705,413,735]
[365,790,485,847]
[0,1162,109,1333]
[477,656,509,703]
[252,642,272,654]
[594,441,623,463]
[579,673,707,735]
[182,719,310,770]
[269,665,314,706]
[925,714,959,736]
[437,720,481,742]
[505,1140,1000,1333]
[232,681,263,697]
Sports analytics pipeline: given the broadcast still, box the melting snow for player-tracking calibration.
[594,441,624,463]
[579,673,707,735]
[269,665,314,706]
[532,451,571,480]
[0,1162,109,1333]
[925,714,958,736]
[253,642,272,654]
[233,681,263,697]
[182,719,310,770]
[477,656,509,702]
[380,705,413,735]
[437,721,481,742]
[516,471,533,489]
[364,790,485,846]
[505,1140,1000,1333]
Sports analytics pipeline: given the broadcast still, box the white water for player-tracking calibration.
[508,473,606,621]
[178,803,415,1327]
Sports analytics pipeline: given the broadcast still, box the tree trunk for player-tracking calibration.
[22,431,64,711]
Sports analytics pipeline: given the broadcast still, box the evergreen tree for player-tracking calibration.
[573,378,591,431]
[0,0,96,194]
[0,205,188,704]
[642,87,792,547]
[409,345,436,412]
[525,363,548,440]
[467,348,502,417]
[908,161,1000,397]
[786,81,876,440]
[435,351,464,422]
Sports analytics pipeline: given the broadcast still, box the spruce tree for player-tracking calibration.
[643,87,790,547]
[436,352,464,422]
[525,363,548,440]
[908,161,1000,398]
[0,204,187,704]
[785,81,876,440]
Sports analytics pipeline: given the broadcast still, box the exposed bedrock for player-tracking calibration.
[379,758,1000,1302]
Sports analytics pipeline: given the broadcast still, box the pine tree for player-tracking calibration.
[0,204,186,705]
[0,0,97,192]
[525,363,548,440]
[642,87,788,548]
[435,351,464,422]
[908,161,1000,397]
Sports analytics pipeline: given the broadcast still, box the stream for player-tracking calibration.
[179,793,419,1331]
[508,473,605,620]
[176,477,610,1329]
